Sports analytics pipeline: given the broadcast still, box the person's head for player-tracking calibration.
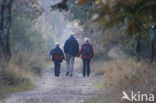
[84,37,89,44]
[152,25,156,30]
[55,42,59,47]
[70,34,74,37]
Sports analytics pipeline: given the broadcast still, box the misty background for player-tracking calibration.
[37,0,78,49]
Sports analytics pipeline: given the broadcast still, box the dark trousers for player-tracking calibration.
[82,58,91,77]
[54,61,61,77]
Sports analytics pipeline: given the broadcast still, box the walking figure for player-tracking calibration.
[50,43,64,77]
[79,38,94,77]
[64,34,79,77]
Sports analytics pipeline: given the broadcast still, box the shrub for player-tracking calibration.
[88,58,156,103]
[0,51,45,99]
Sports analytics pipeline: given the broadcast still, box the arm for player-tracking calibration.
[77,45,82,57]
[50,50,53,56]
[79,44,83,55]
[49,50,53,60]
[90,45,94,58]
[63,40,68,53]
[75,40,79,56]
[60,49,65,59]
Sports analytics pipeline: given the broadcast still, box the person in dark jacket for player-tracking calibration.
[79,38,94,77]
[64,34,79,77]
[50,43,64,77]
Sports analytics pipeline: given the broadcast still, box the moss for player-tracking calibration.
[94,80,103,89]
[42,62,52,67]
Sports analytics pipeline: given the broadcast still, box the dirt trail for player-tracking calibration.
[0,60,101,103]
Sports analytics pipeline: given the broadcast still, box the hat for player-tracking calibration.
[152,26,155,29]
[84,37,89,43]
[55,42,59,47]
[70,34,74,37]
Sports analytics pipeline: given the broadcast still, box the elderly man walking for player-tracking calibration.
[64,34,79,77]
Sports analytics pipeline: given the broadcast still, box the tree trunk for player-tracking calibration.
[0,0,13,61]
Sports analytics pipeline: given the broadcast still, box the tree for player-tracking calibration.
[12,0,44,19]
[51,0,156,61]
[0,0,13,61]
[0,0,44,62]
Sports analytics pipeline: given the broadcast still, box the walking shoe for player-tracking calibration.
[66,72,69,76]
[55,75,59,77]
[70,74,72,77]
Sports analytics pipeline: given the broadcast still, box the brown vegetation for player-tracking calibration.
[88,56,156,103]
[0,51,46,99]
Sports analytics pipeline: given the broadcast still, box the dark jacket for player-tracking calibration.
[79,43,94,59]
[64,35,79,56]
[50,46,64,62]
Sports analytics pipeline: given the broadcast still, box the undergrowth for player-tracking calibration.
[0,51,46,99]
[88,57,156,103]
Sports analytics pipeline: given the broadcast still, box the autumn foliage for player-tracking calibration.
[79,0,156,35]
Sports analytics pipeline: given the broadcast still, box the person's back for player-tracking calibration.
[64,35,79,56]
[64,34,79,77]
[50,46,64,62]
[79,38,94,77]
[80,43,94,59]
[50,43,64,77]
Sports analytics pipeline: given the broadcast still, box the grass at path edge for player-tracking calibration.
[0,81,35,100]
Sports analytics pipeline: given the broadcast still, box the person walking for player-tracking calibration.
[50,43,64,77]
[64,34,79,77]
[79,38,94,77]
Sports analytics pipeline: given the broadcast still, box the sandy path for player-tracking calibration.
[0,60,101,103]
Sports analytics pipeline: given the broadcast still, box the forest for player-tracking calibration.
[0,0,156,103]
